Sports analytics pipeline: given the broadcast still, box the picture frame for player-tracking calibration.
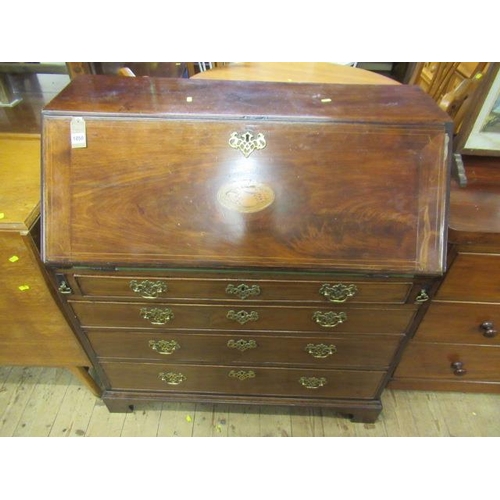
[455,63,500,156]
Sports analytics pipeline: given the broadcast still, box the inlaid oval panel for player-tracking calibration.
[217,180,275,213]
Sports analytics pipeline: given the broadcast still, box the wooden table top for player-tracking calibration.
[191,62,399,85]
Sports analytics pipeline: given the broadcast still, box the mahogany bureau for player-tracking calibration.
[41,76,451,422]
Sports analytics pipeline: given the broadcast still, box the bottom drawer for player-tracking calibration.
[101,362,385,400]
[393,342,500,381]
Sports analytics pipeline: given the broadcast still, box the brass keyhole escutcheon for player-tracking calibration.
[158,372,186,385]
[227,310,259,325]
[228,131,266,158]
[225,283,261,300]
[228,370,256,381]
[227,339,258,352]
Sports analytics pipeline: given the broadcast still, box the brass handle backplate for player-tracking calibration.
[319,283,358,303]
[227,310,259,325]
[140,307,174,325]
[130,279,167,299]
[158,372,186,385]
[227,339,258,352]
[305,343,337,358]
[299,376,327,389]
[149,339,180,355]
[312,311,347,328]
[225,283,261,300]
[228,370,256,380]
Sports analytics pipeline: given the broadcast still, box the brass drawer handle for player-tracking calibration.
[480,321,497,338]
[451,361,467,376]
[319,283,357,303]
[158,372,186,385]
[58,280,73,294]
[415,289,430,303]
[312,311,347,328]
[299,376,327,389]
[227,339,258,352]
[227,310,259,325]
[228,131,266,158]
[149,339,180,355]
[228,370,256,380]
[140,307,174,325]
[130,279,167,299]
[225,283,261,300]
[305,343,337,358]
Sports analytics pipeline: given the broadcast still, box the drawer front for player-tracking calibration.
[87,330,402,369]
[101,362,386,399]
[72,273,412,304]
[437,253,500,302]
[393,342,500,381]
[416,302,500,345]
[70,301,417,334]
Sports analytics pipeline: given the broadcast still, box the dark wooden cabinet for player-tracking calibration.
[390,158,500,393]
[41,76,451,421]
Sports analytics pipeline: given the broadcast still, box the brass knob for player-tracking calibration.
[480,321,497,338]
[451,361,467,376]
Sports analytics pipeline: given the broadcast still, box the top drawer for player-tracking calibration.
[436,253,500,302]
[66,272,413,304]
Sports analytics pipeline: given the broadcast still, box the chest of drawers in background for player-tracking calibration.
[390,158,500,393]
[41,76,451,422]
[0,133,99,396]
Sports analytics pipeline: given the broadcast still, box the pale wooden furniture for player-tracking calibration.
[41,76,450,422]
[0,133,101,396]
[408,63,489,99]
[409,63,490,134]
